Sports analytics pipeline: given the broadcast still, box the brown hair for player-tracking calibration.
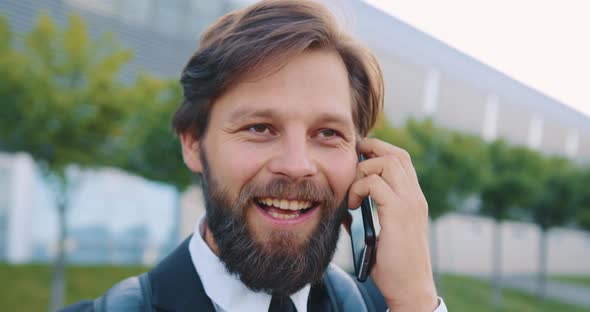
[172,0,384,138]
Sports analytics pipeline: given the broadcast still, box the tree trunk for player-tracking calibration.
[49,195,68,312]
[430,218,440,281]
[491,219,503,308]
[430,217,444,298]
[537,228,548,299]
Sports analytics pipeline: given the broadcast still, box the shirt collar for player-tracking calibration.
[189,213,311,312]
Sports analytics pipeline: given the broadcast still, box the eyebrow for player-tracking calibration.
[228,108,353,129]
[229,108,276,123]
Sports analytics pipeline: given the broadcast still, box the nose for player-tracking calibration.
[267,132,318,180]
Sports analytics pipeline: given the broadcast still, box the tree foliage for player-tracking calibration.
[373,118,487,220]
[0,13,189,310]
[528,157,578,230]
[479,141,543,221]
[0,12,190,189]
[117,77,192,189]
[0,14,132,177]
[574,167,590,231]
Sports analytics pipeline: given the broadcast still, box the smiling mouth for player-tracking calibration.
[254,197,317,220]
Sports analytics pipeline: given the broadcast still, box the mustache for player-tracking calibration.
[238,177,337,208]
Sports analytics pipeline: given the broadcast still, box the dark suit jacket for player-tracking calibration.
[61,237,385,311]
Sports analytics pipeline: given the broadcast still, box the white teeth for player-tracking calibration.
[297,201,304,209]
[268,210,301,219]
[257,197,312,211]
[279,199,289,209]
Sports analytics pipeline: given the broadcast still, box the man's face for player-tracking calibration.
[182,49,358,294]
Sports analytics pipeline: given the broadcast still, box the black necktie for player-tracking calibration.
[268,295,296,312]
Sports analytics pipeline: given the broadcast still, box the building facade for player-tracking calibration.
[1,0,589,268]
[3,0,587,159]
[0,152,36,263]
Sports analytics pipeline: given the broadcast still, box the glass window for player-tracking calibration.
[190,0,222,17]
[65,0,117,17]
[186,0,223,34]
[0,166,11,260]
[119,0,151,26]
[154,1,183,36]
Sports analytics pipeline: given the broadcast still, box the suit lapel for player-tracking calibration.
[148,236,216,312]
[307,281,332,312]
[147,236,349,312]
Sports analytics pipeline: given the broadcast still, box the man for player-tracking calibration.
[63,0,447,311]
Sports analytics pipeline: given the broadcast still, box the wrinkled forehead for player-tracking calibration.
[210,50,356,129]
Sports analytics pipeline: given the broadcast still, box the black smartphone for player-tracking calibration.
[349,154,377,282]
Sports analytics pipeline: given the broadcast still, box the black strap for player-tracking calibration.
[93,294,106,312]
[352,279,378,312]
[269,295,297,312]
[323,271,341,311]
[138,273,153,311]
[91,273,151,312]
[353,277,387,312]
[322,264,371,312]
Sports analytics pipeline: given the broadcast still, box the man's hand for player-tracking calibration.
[348,138,438,312]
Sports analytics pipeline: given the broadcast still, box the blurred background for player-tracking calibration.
[0,0,589,311]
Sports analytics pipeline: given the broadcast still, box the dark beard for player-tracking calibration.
[200,152,348,296]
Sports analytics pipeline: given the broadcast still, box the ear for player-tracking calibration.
[180,132,203,173]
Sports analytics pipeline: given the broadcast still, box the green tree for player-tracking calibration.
[480,140,543,308]
[528,157,578,298]
[0,16,31,150]
[117,77,192,189]
[115,76,194,247]
[410,119,487,281]
[0,13,134,310]
[373,118,486,279]
[574,166,590,232]
[405,119,487,216]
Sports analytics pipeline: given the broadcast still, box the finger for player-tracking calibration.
[348,174,408,223]
[359,138,420,185]
[348,173,397,209]
[355,155,412,195]
[358,137,398,157]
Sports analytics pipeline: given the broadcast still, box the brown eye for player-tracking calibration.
[319,129,337,138]
[248,124,270,134]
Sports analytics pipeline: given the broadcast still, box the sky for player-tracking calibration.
[364,0,590,118]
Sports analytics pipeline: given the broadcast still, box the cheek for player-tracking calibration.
[318,149,357,201]
[207,142,266,191]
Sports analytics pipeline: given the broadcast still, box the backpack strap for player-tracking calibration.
[353,276,389,312]
[352,278,380,312]
[93,292,106,312]
[92,272,151,312]
[138,273,153,310]
[323,264,375,312]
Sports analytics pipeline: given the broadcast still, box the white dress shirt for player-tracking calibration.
[189,214,310,312]
[189,213,447,312]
